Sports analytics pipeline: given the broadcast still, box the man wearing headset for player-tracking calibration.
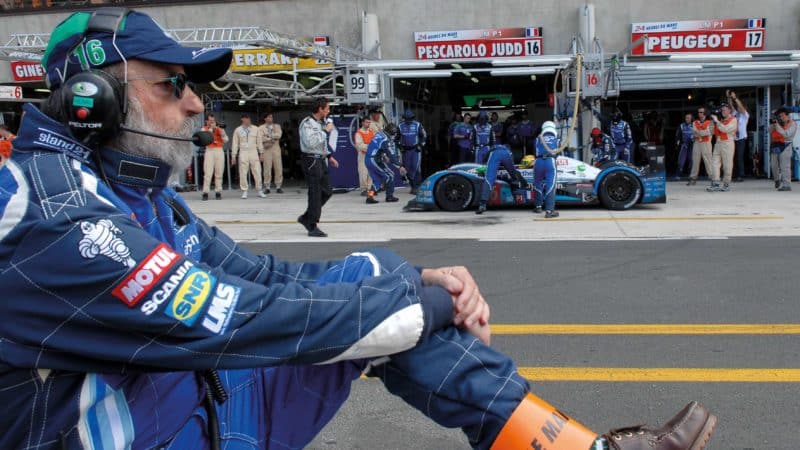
[0,8,715,450]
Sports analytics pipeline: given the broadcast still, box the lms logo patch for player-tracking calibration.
[165,267,216,326]
[202,283,241,334]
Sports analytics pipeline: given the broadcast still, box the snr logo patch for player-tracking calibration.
[165,267,216,326]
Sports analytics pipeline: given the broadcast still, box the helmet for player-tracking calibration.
[541,121,557,136]
[520,154,536,168]
[384,123,398,137]
[590,127,602,137]
[402,110,415,120]
[477,111,489,123]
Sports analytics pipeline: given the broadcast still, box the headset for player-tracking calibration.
[59,7,130,146]
[58,7,212,148]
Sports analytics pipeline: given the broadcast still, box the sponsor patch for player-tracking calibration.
[78,219,136,268]
[112,244,180,307]
[201,283,241,334]
[165,267,216,326]
[140,261,193,315]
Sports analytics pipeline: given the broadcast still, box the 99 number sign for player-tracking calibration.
[348,74,367,94]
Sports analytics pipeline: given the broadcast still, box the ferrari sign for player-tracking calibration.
[414,27,543,60]
[631,18,766,55]
[230,48,332,72]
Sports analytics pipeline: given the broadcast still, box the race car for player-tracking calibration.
[405,147,666,212]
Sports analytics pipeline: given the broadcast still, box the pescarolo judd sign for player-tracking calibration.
[414,27,543,60]
[631,18,766,55]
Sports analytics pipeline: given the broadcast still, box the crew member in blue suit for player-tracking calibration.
[517,110,537,156]
[472,111,496,164]
[475,144,523,215]
[534,121,560,218]
[397,109,427,194]
[490,112,504,144]
[366,123,406,203]
[610,111,633,163]
[675,112,694,179]
[0,8,717,450]
[589,127,615,166]
[453,113,474,162]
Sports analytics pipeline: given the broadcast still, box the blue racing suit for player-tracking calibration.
[453,122,474,162]
[472,122,495,164]
[534,133,559,212]
[479,145,518,205]
[0,104,530,449]
[366,131,402,198]
[675,122,693,175]
[610,120,633,163]
[491,120,504,144]
[516,120,536,154]
[397,120,426,189]
[590,134,616,166]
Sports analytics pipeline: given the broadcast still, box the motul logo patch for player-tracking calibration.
[112,244,180,307]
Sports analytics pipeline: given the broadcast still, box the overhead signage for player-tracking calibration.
[631,18,766,55]
[11,61,45,82]
[230,48,333,72]
[414,27,543,60]
[0,85,23,100]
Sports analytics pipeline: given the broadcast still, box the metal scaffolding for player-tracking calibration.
[0,25,377,105]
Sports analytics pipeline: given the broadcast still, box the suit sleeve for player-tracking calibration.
[0,195,453,373]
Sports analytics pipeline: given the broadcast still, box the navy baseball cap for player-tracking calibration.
[42,10,232,88]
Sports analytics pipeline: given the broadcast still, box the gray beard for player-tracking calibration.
[112,97,198,179]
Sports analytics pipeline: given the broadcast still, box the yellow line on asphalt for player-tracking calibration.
[518,367,800,382]
[491,324,800,335]
[533,215,782,222]
[217,219,445,225]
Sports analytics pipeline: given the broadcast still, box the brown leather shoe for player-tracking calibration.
[604,402,716,450]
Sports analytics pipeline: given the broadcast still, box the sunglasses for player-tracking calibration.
[129,73,196,99]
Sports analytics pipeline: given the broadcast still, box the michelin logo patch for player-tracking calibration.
[202,283,241,334]
[165,267,216,327]
[78,219,135,268]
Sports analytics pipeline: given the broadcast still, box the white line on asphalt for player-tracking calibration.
[239,238,392,243]
[478,236,730,242]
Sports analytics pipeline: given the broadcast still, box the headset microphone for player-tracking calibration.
[119,126,213,147]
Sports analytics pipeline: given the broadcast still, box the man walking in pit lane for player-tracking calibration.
[0,8,717,450]
[473,110,496,164]
[533,121,560,218]
[397,109,427,195]
[365,123,406,204]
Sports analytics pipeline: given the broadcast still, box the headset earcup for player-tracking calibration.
[61,70,124,144]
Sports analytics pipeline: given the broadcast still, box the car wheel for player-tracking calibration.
[434,174,475,211]
[598,171,642,210]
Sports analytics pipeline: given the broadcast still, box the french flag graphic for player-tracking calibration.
[525,27,542,37]
[747,18,764,28]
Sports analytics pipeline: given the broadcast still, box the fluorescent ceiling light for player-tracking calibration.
[463,71,472,77]
[471,77,479,83]
[386,70,452,78]
[670,53,752,61]
[34,88,51,93]
[731,63,799,70]
[307,76,324,81]
[491,56,572,66]
[399,80,412,86]
[357,60,435,69]
[238,100,246,106]
[451,63,462,69]
[633,63,703,70]
[490,67,556,76]
[335,83,344,88]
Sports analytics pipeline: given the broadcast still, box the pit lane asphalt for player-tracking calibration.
[239,238,800,450]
